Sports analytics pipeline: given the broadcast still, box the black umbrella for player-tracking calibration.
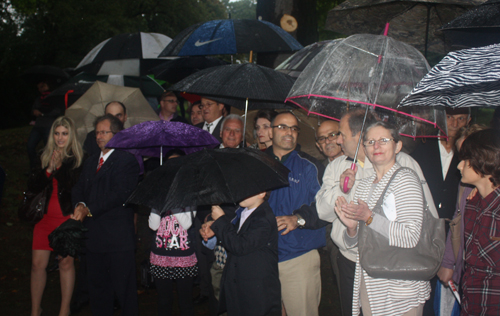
[22,65,69,85]
[48,219,87,258]
[127,148,290,213]
[75,32,172,76]
[170,63,296,141]
[325,0,483,59]
[149,56,229,83]
[440,0,500,49]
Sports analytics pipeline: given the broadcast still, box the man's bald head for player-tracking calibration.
[105,101,127,124]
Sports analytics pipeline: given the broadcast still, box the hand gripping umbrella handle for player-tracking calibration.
[342,163,356,193]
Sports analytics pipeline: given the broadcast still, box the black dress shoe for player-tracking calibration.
[70,300,89,314]
[193,295,209,305]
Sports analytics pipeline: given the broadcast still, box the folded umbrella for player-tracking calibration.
[48,219,87,258]
[127,148,290,213]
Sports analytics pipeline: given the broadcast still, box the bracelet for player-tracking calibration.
[86,208,92,217]
[365,214,374,226]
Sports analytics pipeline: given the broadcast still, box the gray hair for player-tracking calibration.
[221,114,244,129]
[363,121,401,143]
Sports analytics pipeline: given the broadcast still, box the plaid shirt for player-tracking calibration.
[462,187,500,316]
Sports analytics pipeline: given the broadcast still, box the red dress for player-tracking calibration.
[32,172,70,250]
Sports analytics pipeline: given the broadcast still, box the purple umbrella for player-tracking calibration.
[106,120,220,170]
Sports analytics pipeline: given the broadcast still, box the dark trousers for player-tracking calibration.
[72,253,89,304]
[423,276,438,316]
[87,250,138,316]
[337,252,362,316]
[155,276,194,316]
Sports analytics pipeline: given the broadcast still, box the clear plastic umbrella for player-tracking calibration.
[286,31,447,192]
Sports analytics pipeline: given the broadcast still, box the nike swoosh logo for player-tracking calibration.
[194,38,223,47]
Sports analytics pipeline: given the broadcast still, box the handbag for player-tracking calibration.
[358,167,446,281]
[18,174,52,224]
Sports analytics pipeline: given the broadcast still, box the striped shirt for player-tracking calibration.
[348,163,430,316]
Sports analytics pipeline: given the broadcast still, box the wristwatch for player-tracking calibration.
[295,213,306,227]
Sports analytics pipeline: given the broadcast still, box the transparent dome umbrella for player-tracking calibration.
[286,31,447,192]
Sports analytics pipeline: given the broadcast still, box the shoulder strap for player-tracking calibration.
[374,167,405,209]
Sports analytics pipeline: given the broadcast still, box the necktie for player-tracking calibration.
[96,157,104,173]
[206,122,213,133]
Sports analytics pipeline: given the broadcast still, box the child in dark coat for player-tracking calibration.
[204,192,281,316]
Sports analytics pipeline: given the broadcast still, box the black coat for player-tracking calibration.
[411,140,461,231]
[71,150,139,253]
[211,201,281,316]
[28,156,82,217]
[196,119,223,143]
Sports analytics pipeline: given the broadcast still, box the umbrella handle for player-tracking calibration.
[342,163,356,193]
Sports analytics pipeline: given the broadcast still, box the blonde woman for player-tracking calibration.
[29,116,83,316]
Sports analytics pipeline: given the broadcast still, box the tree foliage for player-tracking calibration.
[0,0,227,128]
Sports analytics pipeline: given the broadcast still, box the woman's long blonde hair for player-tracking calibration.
[40,116,83,169]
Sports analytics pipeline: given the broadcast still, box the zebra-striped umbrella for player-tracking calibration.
[398,43,500,109]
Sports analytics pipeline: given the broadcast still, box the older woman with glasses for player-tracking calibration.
[335,121,430,316]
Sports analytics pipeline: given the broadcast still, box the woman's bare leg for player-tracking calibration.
[31,250,50,316]
[58,255,75,316]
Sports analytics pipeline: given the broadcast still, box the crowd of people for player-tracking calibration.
[25,87,500,316]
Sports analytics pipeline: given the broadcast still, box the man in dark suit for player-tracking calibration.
[411,107,470,316]
[195,97,225,143]
[72,114,140,316]
[83,101,128,157]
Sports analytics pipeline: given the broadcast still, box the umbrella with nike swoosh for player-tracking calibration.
[159,19,303,57]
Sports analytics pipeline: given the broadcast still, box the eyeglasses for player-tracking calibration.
[363,138,394,147]
[272,124,300,133]
[95,131,113,137]
[316,132,340,144]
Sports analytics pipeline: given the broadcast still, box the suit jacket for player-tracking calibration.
[72,150,139,253]
[196,119,223,143]
[211,201,281,316]
[411,140,460,230]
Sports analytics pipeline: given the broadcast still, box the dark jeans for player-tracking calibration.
[154,276,194,316]
[27,126,51,170]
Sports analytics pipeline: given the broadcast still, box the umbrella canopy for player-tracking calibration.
[325,0,485,58]
[149,56,229,83]
[22,65,69,85]
[398,43,500,109]
[159,19,303,57]
[45,72,165,110]
[286,34,446,138]
[440,0,500,49]
[76,32,173,76]
[106,121,220,158]
[169,63,295,110]
[48,219,87,258]
[275,40,343,78]
[127,148,290,212]
[65,81,160,145]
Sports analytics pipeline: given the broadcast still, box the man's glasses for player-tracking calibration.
[95,131,113,137]
[316,132,340,144]
[272,124,300,133]
[363,138,394,147]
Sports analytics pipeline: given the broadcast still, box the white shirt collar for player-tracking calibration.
[99,149,115,163]
[204,115,223,133]
[438,141,454,180]
[238,207,258,232]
